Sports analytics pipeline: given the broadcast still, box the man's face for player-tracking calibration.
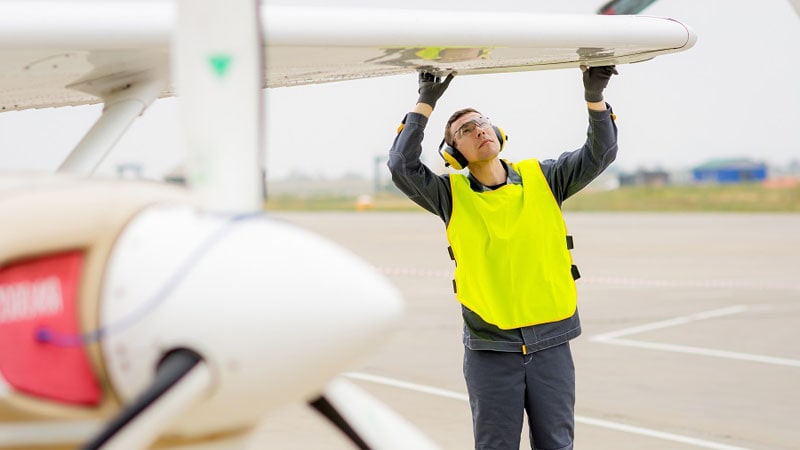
[449,112,501,165]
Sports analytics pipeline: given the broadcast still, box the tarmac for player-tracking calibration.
[249,211,800,450]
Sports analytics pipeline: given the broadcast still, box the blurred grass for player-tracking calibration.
[563,183,800,212]
[264,183,800,212]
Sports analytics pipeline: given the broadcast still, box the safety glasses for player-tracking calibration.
[454,116,492,141]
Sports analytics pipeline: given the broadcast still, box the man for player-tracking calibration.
[387,66,618,450]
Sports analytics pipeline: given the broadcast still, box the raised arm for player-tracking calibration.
[387,72,456,221]
[541,66,620,203]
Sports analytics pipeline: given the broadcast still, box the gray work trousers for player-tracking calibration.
[463,342,575,450]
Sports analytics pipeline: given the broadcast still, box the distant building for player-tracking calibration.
[692,158,767,184]
[618,169,670,187]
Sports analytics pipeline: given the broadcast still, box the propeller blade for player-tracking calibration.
[81,349,211,450]
[310,378,440,450]
[309,396,371,450]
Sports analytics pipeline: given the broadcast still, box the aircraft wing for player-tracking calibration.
[0,2,696,112]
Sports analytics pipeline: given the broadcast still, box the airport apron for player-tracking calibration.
[446,159,577,330]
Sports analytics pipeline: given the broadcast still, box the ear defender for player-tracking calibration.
[438,139,469,170]
[438,126,507,170]
[494,125,507,151]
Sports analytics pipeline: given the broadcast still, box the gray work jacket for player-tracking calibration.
[387,107,618,353]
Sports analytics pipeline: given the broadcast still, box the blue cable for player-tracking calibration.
[36,212,260,347]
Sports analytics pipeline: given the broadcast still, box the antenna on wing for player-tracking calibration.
[597,0,658,15]
[174,0,265,212]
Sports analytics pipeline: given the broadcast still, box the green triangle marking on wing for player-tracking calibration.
[208,54,233,78]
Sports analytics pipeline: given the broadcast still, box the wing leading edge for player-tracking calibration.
[0,2,697,111]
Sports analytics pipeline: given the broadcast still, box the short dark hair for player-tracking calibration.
[444,107,480,146]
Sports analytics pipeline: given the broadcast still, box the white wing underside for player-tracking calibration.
[0,2,696,112]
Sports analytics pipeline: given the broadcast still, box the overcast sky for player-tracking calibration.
[0,0,798,180]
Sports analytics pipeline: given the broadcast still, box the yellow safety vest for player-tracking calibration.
[446,159,577,329]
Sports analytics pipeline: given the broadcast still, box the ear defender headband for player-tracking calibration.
[438,125,507,170]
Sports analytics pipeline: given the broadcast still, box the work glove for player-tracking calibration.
[582,65,618,103]
[417,72,455,109]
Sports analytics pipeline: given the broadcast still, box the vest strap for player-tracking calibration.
[571,265,581,281]
[566,235,574,250]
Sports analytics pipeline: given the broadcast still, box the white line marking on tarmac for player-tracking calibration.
[591,305,800,368]
[591,305,748,341]
[597,338,800,367]
[574,416,754,450]
[345,372,468,402]
[344,372,754,450]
